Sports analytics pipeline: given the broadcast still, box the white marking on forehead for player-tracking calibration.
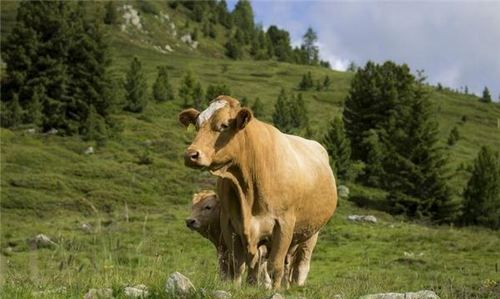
[197,100,227,127]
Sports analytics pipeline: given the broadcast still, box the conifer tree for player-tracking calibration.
[225,37,243,60]
[301,27,319,65]
[447,126,460,146]
[298,72,314,90]
[153,66,175,102]
[1,94,23,128]
[272,88,291,133]
[179,71,196,107]
[104,1,118,25]
[24,85,44,127]
[289,93,308,131]
[323,75,332,90]
[462,146,500,229]
[124,57,148,113]
[192,82,204,110]
[232,0,254,35]
[480,86,492,103]
[323,117,351,180]
[251,97,264,118]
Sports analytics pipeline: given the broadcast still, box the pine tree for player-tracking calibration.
[344,61,456,221]
[192,82,204,110]
[272,89,291,133]
[298,72,314,90]
[225,38,243,60]
[323,75,332,90]
[153,66,174,102]
[1,94,23,128]
[301,27,319,65]
[447,126,460,146]
[462,146,500,229]
[83,105,107,143]
[24,85,44,127]
[124,57,148,113]
[480,86,492,103]
[217,0,232,29]
[232,0,254,34]
[323,117,351,180]
[347,62,357,72]
[251,97,264,118]
[179,71,196,107]
[104,1,118,25]
[289,93,309,131]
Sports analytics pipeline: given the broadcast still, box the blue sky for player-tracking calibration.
[228,0,500,99]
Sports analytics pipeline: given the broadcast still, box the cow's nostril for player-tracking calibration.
[189,151,199,161]
[185,218,196,228]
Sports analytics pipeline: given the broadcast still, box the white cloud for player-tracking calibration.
[251,0,500,99]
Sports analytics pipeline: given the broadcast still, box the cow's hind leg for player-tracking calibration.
[291,232,318,286]
[267,217,295,289]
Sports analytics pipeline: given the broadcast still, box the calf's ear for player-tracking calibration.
[179,108,200,127]
[236,108,253,129]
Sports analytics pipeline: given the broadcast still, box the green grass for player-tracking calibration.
[1,1,500,298]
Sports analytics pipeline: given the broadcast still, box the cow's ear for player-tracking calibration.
[236,108,253,129]
[179,108,200,127]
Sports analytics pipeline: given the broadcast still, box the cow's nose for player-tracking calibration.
[185,149,200,162]
[185,218,196,228]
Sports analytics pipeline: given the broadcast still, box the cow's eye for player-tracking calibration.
[219,123,229,131]
[204,206,212,210]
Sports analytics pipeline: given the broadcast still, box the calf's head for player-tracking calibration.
[179,95,253,170]
[185,190,220,233]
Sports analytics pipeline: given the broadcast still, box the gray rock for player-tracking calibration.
[28,234,57,249]
[360,290,439,299]
[80,223,93,232]
[212,290,231,299]
[84,288,113,299]
[25,128,36,134]
[84,146,94,155]
[124,284,149,298]
[347,215,377,223]
[165,272,195,296]
[338,185,350,198]
[47,128,58,135]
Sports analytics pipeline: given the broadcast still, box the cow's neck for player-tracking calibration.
[212,120,271,216]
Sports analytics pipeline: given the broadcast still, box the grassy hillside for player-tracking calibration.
[1,1,500,298]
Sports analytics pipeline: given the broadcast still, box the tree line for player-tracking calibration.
[170,0,330,67]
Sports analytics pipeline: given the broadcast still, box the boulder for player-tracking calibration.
[84,288,113,299]
[338,185,350,198]
[347,215,377,223]
[124,284,149,298]
[165,272,195,297]
[360,290,439,299]
[28,234,57,249]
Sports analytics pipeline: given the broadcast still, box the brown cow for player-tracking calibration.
[185,190,318,288]
[179,95,337,288]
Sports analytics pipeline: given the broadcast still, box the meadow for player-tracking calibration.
[1,1,500,298]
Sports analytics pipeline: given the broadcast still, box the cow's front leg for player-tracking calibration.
[267,217,295,289]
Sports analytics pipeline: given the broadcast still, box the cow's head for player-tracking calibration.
[185,190,219,232]
[178,95,253,170]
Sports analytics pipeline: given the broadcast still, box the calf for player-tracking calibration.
[186,190,318,287]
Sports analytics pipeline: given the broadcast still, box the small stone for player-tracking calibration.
[124,284,149,298]
[80,223,93,232]
[84,288,113,299]
[84,146,94,155]
[213,290,231,299]
[347,215,377,223]
[360,290,439,299]
[267,293,285,299]
[47,128,58,135]
[28,234,57,249]
[165,272,195,296]
[338,185,349,198]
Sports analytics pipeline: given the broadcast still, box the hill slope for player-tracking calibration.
[1,1,499,298]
